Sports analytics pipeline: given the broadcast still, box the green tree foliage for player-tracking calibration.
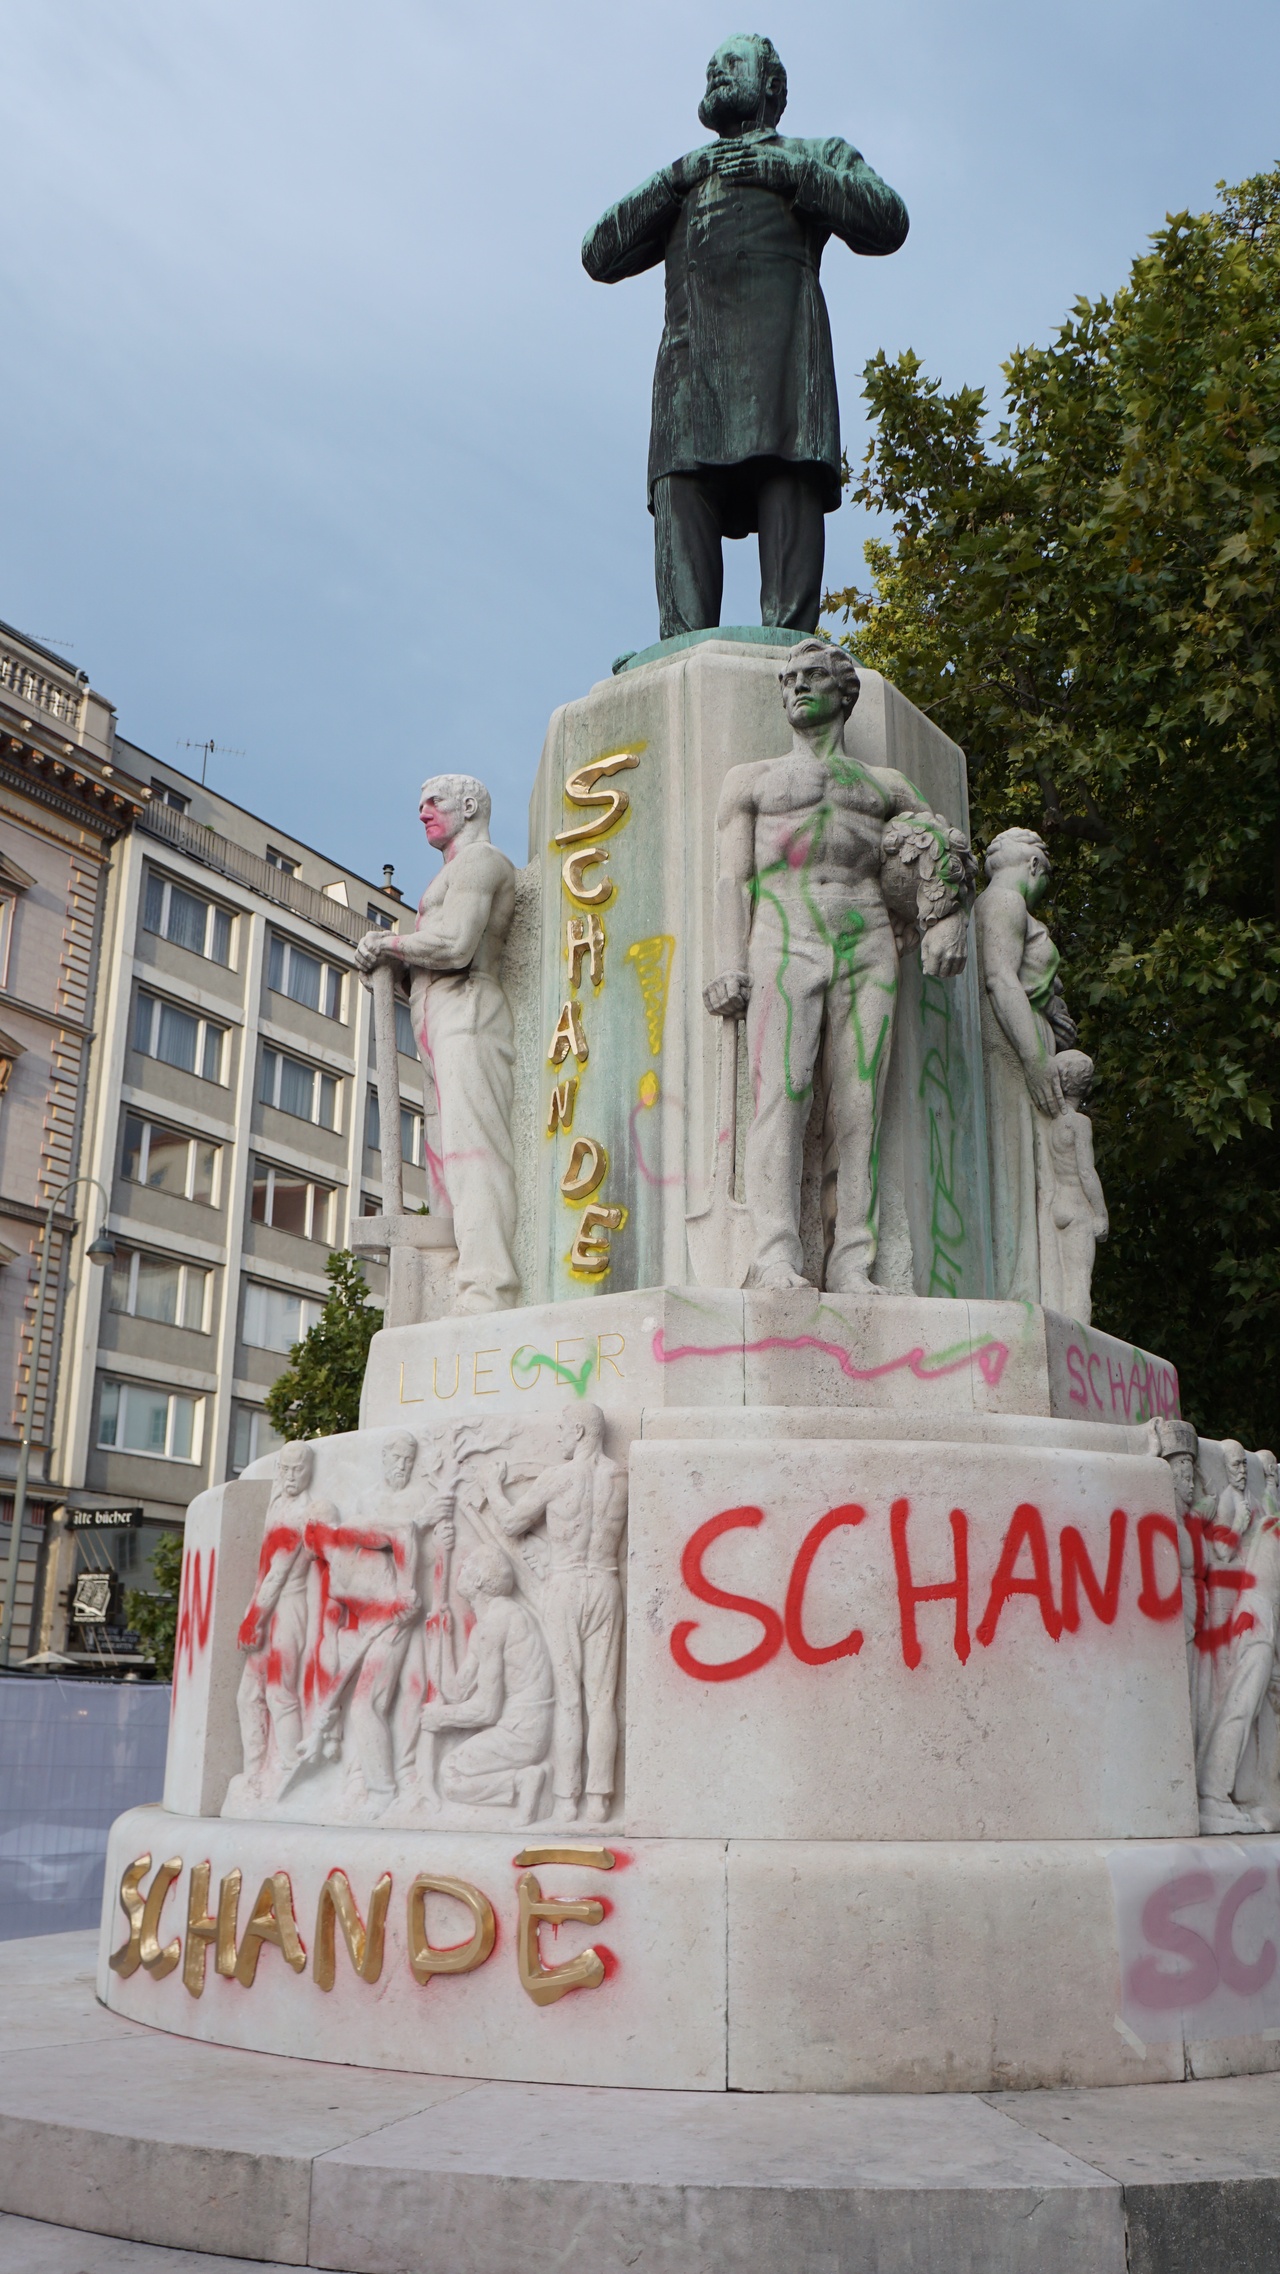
[827,168,1280,1445]
[264,1249,383,1442]
[124,1528,183,1681]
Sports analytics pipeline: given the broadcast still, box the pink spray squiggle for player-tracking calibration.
[652,1327,1009,1390]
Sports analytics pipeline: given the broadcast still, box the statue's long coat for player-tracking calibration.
[583,129,908,530]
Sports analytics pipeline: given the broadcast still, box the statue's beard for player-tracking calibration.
[698,80,761,135]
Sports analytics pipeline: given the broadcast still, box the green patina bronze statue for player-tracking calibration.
[583,34,908,642]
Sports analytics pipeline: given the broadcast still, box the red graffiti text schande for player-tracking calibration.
[670,1498,1180,1681]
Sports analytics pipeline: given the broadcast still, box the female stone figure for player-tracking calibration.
[974,828,1069,1303]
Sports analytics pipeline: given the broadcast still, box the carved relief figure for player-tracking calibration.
[300,1434,446,1815]
[1197,1440,1280,1832]
[976,828,1107,1312]
[418,1546,554,1821]
[705,641,972,1293]
[583,36,908,639]
[487,1403,626,1823]
[355,774,519,1314]
[233,1442,330,1800]
[1037,1051,1108,1327]
[1148,1416,1212,1740]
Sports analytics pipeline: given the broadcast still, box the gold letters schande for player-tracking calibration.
[109,1851,615,2010]
[546,748,640,1281]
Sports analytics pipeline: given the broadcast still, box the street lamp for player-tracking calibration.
[0,1177,116,1669]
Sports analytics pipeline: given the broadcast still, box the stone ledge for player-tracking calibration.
[5,1934,1280,2273]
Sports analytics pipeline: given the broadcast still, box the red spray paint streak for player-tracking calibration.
[652,1326,1009,1392]
[173,1546,216,1700]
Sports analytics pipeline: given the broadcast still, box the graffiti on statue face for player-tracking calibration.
[109,1844,620,2007]
[669,1497,1183,1681]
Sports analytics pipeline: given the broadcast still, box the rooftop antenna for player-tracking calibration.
[177,737,245,786]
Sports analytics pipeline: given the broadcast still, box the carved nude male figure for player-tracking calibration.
[418,1546,554,1821]
[489,1403,626,1823]
[303,1433,451,1815]
[706,640,969,1292]
[235,1441,331,1798]
[355,773,519,1313]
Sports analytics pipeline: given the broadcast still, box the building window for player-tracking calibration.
[143,871,233,965]
[151,780,190,813]
[242,1280,323,1354]
[134,990,226,1083]
[265,847,299,875]
[361,1191,381,1216]
[0,894,15,991]
[366,997,418,1064]
[251,1163,333,1243]
[121,1114,220,1205]
[109,1247,210,1332]
[229,1403,284,1477]
[364,1089,424,1165]
[259,1047,338,1130]
[98,1378,202,1462]
[366,903,394,931]
[267,934,343,1020]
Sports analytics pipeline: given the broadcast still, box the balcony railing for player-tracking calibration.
[138,799,372,946]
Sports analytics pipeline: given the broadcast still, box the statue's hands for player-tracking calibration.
[920,911,968,979]
[354,930,400,975]
[1026,1058,1066,1118]
[704,972,751,1016]
[420,1700,446,1732]
[237,1612,263,1653]
[669,147,716,199]
[435,1518,455,1551]
[714,143,797,196]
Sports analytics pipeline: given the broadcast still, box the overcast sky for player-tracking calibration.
[1,1,1276,879]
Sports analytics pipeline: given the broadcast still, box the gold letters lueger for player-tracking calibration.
[313,1870,392,1991]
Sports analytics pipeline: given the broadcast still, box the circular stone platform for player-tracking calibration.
[5,1931,1280,2274]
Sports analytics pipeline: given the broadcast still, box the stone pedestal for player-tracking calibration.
[512,640,992,1305]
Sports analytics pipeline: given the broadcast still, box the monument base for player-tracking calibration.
[98,1805,1280,2094]
[13,1933,1280,2274]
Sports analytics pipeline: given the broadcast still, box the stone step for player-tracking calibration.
[3,1933,1280,2271]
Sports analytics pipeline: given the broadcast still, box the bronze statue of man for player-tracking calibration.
[583,35,908,641]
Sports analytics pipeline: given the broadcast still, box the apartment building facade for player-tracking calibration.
[0,624,141,1659]
[44,745,422,1644]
